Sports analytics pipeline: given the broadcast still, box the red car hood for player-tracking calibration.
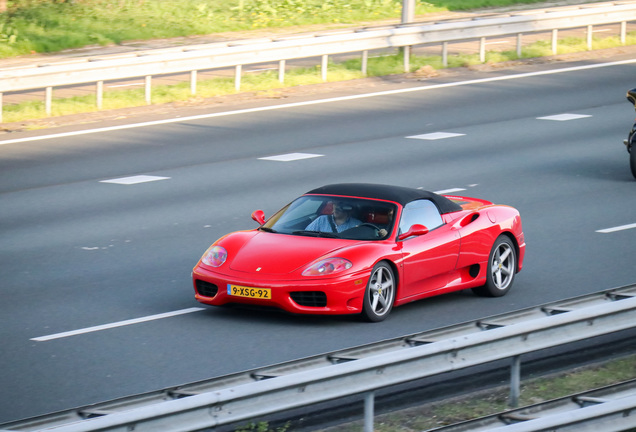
[228,232,352,275]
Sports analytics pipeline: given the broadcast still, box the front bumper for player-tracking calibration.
[192,265,370,315]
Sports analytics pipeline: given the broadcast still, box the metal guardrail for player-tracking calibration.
[1,1,636,121]
[433,379,636,431]
[1,284,636,432]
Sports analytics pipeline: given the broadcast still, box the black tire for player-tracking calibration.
[362,262,395,322]
[472,235,517,297]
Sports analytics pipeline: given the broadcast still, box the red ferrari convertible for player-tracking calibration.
[192,183,525,322]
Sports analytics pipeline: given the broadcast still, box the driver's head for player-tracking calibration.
[334,202,353,216]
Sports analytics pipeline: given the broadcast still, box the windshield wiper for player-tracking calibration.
[292,230,339,238]
[259,227,277,233]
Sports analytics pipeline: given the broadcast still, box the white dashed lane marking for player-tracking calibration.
[434,188,466,194]
[406,132,466,140]
[596,223,636,233]
[100,175,170,185]
[537,113,592,121]
[31,307,205,342]
[259,153,324,162]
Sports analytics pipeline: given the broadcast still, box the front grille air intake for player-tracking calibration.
[290,291,327,307]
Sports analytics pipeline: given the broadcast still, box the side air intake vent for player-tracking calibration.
[195,280,218,297]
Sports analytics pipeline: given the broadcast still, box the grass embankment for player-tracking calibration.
[0,0,556,56]
[1,0,634,124]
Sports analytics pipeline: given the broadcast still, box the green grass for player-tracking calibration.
[0,0,575,57]
[0,0,423,57]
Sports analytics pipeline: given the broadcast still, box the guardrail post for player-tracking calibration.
[361,50,368,76]
[442,42,448,67]
[516,34,523,57]
[403,46,410,72]
[45,86,52,116]
[96,81,103,109]
[144,76,151,105]
[321,55,328,81]
[364,391,375,432]
[509,355,521,408]
[552,29,558,54]
[401,0,415,24]
[190,71,197,95]
[587,25,593,50]
[0,92,3,123]
[279,60,285,83]
[235,65,242,91]
[621,21,627,44]
[479,37,486,62]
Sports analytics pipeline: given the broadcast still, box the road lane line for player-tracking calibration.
[596,223,636,233]
[537,113,592,121]
[31,307,205,342]
[407,132,465,140]
[2,59,635,146]
[434,188,466,194]
[258,152,323,161]
[99,175,170,184]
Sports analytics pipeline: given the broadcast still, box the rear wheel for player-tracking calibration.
[362,262,395,322]
[473,235,516,297]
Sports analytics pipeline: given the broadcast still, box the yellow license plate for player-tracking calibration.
[227,284,271,299]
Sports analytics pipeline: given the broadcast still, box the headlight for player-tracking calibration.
[201,246,227,267]
[302,258,352,276]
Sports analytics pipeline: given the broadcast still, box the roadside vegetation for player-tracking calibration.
[1,0,634,125]
[0,0,557,57]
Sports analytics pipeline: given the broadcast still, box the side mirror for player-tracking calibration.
[398,224,429,241]
[251,210,265,225]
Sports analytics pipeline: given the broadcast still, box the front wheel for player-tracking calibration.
[362,262,396,322]
[472,235,517,297]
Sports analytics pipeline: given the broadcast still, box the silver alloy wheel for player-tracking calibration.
[490,241,515,291]
[368,264,394,318]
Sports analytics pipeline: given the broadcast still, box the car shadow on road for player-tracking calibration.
[193,288,490,327]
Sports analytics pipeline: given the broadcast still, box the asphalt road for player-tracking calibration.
[1,55,636,424]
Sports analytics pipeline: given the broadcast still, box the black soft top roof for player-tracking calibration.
[306,183,462,214]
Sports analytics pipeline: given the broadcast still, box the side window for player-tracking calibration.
[399,200,443,233]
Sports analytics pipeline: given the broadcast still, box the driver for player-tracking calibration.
[377,207,395,238]
[306,201,361,233]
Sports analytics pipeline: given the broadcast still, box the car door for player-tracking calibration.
[398,200,460,299]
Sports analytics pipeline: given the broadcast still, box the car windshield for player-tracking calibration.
[262,195,397,240]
